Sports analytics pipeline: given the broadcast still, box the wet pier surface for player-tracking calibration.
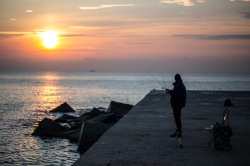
[73,90,250,166]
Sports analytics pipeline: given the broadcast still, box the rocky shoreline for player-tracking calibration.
[32,101,134,155]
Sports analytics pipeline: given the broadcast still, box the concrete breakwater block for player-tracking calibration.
[50,102,75,113]
[77,113,118,154]
[32,101,134,156]
[32,118,68,136]
[77,102,134,154]
[78,121,111,155]
[107,101,133,116]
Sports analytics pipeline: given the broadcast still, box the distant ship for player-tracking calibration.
[89,70,95,72]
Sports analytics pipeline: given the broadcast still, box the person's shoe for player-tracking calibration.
[177,131,182,137]
[170,132,177,137]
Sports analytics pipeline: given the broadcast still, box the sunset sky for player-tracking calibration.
[0,0,250,72]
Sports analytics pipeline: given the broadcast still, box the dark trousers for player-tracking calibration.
[173,107,182,134]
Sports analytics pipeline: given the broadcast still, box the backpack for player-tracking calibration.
[224,99,233,107]
[213,122,233,150]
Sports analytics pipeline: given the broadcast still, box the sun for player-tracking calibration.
[39,30,59,49]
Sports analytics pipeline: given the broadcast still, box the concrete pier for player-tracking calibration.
[73,90,250,166]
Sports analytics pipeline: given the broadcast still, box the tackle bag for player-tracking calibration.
[213,122,233,150]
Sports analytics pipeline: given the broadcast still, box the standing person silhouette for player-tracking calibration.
[166,74,186,138]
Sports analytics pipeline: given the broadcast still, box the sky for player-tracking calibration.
[0,0,250,72]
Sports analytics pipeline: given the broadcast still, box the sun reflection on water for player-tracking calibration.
[12,72,79,165]
[37,72,66,111]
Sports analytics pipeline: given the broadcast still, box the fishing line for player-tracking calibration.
[148,72,165,89]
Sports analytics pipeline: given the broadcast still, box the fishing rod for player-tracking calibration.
[148,72,166,89]
[162,76,167,89]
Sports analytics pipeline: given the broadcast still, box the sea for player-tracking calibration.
[0,71,250,165]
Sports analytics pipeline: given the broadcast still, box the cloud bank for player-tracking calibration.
[1,57,249,73]
[79,4,135,10]
[160,0,205,6]
[0,32,32,37]
[160,0,250,6]
[175,34,250,40]
[230,0,250,2]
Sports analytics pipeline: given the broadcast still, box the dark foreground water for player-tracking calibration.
[0,72,250,165]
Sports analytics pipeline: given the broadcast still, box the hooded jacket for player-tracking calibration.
[169,80,186,109]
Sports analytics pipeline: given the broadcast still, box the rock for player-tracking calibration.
[91,113,115,123]
[97,107,107,112]
[50,102,75,113]
[107,101,133,116]
[55,114,77,123]
[61,129,81,142]
[74,107,104,123]
[90,113,118,124]
[77,113,119,154]
[69,121,77,128]
[33,118,81,141]
[78,122,111,155]
[32,118,68,136]
[102,114,122,124]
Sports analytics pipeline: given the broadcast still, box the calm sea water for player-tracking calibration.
[0,71,250,165]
